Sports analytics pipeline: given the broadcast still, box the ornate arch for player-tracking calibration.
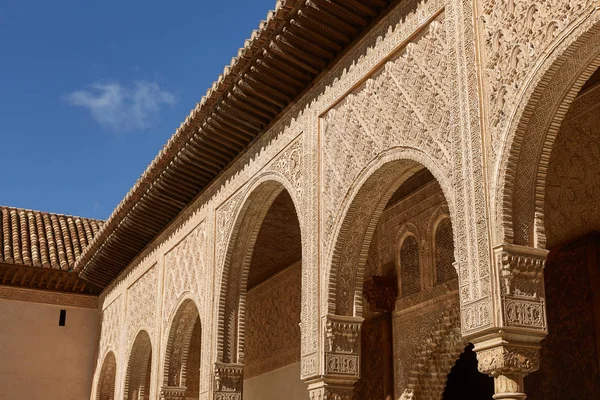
[214,172,304,365]
[326,147,455,317]
[161,297,201,396]
[96,351,117,400]
[495,10,600,248]
[123,330,153,400]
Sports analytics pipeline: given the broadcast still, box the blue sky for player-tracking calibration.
[0,0,275,219]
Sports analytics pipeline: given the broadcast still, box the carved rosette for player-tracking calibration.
[160,386,187,400]
[212,363,243,400]
[324,315,363,379]
[493,244,548,332]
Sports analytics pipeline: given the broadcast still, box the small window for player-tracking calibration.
[59,309,66,326]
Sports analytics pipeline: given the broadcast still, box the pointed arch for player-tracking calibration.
[495,11,600,248]
[326,147,456,317]
[96,351,117,400]
[124,330,152,400]
[214,172,304,366]
[162,298,201,397]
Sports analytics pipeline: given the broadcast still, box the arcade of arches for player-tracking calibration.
[5,1,600,399]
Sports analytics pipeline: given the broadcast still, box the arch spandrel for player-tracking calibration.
[489,4,600,247]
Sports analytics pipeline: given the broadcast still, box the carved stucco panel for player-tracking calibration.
[100,295,124,356]
[126,264,158,345]
[163,222,206,325]
[322,14,451,253]
[480,0,596,162]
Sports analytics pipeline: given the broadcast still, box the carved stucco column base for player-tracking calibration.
[212,362,243,400]
[306,378,355,400]
[474,337,540,400]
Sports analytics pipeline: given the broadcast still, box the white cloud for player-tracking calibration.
[66,81,176,132]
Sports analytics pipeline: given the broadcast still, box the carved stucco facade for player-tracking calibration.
[89,0,600,399]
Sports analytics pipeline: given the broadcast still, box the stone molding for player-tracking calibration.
[0,284,97,308]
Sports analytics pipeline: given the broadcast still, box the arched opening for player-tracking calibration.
[442,344,494,400]
[217,181,303,400]
[520,65,600,399]
[161,299,201,399]
[124,330,152,400]
[328,158,463,399]
[96,352,117,400]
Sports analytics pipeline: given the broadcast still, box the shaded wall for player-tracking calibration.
[0,298,99,400]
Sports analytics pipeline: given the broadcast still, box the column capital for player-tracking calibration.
[212,362,243,400]
[474,339,540,377]
[363,275,397,312]
[306,378,355,400]
[474,338,540,400]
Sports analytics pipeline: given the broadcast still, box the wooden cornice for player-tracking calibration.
[77,0,395,289]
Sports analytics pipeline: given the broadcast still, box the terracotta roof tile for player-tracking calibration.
[0,206,103,271]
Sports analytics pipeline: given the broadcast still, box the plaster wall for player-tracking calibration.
[0,298,99,400]
[243,362,306,400]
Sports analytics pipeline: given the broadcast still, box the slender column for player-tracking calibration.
[469,244,548,400]
[212,362,243,400]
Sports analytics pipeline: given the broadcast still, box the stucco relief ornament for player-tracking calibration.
[480,0,596,154]
[494,244,548,331]
[212,363,243,400]
[477,345,540,376]
[323,315,362,377]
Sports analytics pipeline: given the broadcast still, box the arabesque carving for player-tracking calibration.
[324,315,363,377]
[480,0,596,157]
[126,265,157,344]
[494,244,548,331]
[163,224,205,324]
[322,14,450,247]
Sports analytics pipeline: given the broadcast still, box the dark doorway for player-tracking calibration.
[442,344,494,400]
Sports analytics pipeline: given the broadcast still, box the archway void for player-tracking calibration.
[216,180,304,400]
